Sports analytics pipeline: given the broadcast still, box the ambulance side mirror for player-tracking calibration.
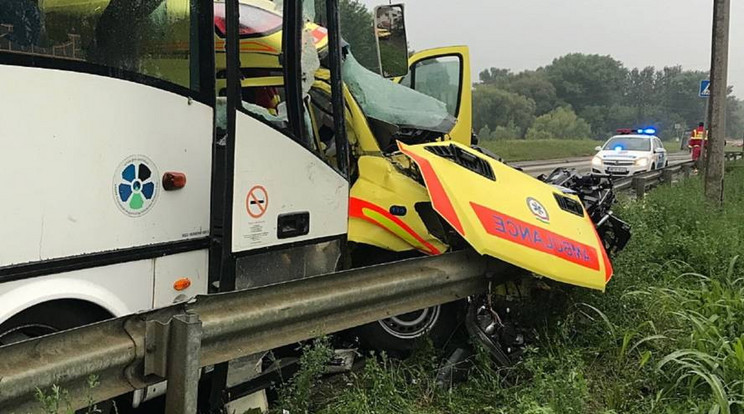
[373,4,409,78]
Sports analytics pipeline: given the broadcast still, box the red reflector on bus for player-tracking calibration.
[173,278,192,291]
[162,172,187,191]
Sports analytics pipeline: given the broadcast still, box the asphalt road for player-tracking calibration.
[513,151,693,178]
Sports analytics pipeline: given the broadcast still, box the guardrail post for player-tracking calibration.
[632,177,646,198]
[165,312,202,414]
[682,164,691,179]
[662,168,674,184]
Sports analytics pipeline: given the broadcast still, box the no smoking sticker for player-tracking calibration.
[246,185,268,218]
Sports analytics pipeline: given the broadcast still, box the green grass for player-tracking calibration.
[274,163,744,413]
[479,139,600,162]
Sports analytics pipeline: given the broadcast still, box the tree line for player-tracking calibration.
[475,53,744,141]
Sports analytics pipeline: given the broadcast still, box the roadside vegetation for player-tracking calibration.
[274,163,744,413]
[472,57,744,143]
[480,139,600,162]
[35,375,109,414]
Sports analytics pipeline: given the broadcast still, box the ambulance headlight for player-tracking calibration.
[592,156,603,166]
[635,158,649,167]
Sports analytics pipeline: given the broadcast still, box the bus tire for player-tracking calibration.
[0,300,110,345]
[0,301,121,413]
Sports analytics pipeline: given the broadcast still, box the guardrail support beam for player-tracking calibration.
[165,312,202,414]
[632,177,646,198]
[662,169,674,184]
[682,164,692,179]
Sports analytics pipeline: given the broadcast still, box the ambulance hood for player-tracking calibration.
[398,141,614,291]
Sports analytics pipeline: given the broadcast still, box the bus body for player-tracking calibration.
[0,0,215,332]
[0,1,351,409]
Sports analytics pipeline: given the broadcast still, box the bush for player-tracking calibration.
[478,123,521,141]
[525,107,592,140]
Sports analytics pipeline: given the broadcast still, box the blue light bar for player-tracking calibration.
[643,128,656,135]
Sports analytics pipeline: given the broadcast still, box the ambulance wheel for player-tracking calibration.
[354,300,465,354]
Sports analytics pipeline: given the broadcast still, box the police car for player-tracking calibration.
[591,128,668,176]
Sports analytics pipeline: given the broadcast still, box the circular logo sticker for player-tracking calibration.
[113,155,159,217]
[526,197,549,223]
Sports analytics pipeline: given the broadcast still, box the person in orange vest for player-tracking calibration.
[689,122,708,163]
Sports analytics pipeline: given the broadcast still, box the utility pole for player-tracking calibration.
[704,0,730,206]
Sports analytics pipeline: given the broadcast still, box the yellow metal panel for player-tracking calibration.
[349,156,448,255]
[348,219,415,252]
[398,141,612,291]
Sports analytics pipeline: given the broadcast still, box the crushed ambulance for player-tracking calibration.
[213,0,626,351]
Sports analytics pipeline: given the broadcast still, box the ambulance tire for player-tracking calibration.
[353,300,466,354]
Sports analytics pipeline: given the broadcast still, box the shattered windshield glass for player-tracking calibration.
[342,53,456,133]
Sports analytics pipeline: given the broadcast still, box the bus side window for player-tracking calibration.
[308,89,339,165]
[0,0,43,48]
[1,0,200,92]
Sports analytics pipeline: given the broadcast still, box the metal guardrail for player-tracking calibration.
[725,151,744,161]
[613,160,695,197]
[0,250,503,413]
[613,153,741,197]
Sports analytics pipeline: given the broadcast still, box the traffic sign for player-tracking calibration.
[699,80,711,98]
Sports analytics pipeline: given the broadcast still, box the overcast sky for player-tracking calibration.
[360,0,743,96]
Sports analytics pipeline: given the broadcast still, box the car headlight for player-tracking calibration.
[591,156,603,166]
[635,158,648,167]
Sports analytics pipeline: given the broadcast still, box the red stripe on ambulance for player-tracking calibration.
[471,202,600,271]
[399,144,465,236]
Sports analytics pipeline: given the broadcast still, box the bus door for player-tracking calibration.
[214,0,349,293]
[207,0,349,407]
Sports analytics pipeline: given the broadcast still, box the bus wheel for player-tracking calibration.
[0,300,110,346]
[0,301,118,413]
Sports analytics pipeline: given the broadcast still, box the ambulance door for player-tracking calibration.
[400,46,472,146]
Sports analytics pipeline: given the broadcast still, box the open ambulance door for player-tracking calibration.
[399,46,472,146]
